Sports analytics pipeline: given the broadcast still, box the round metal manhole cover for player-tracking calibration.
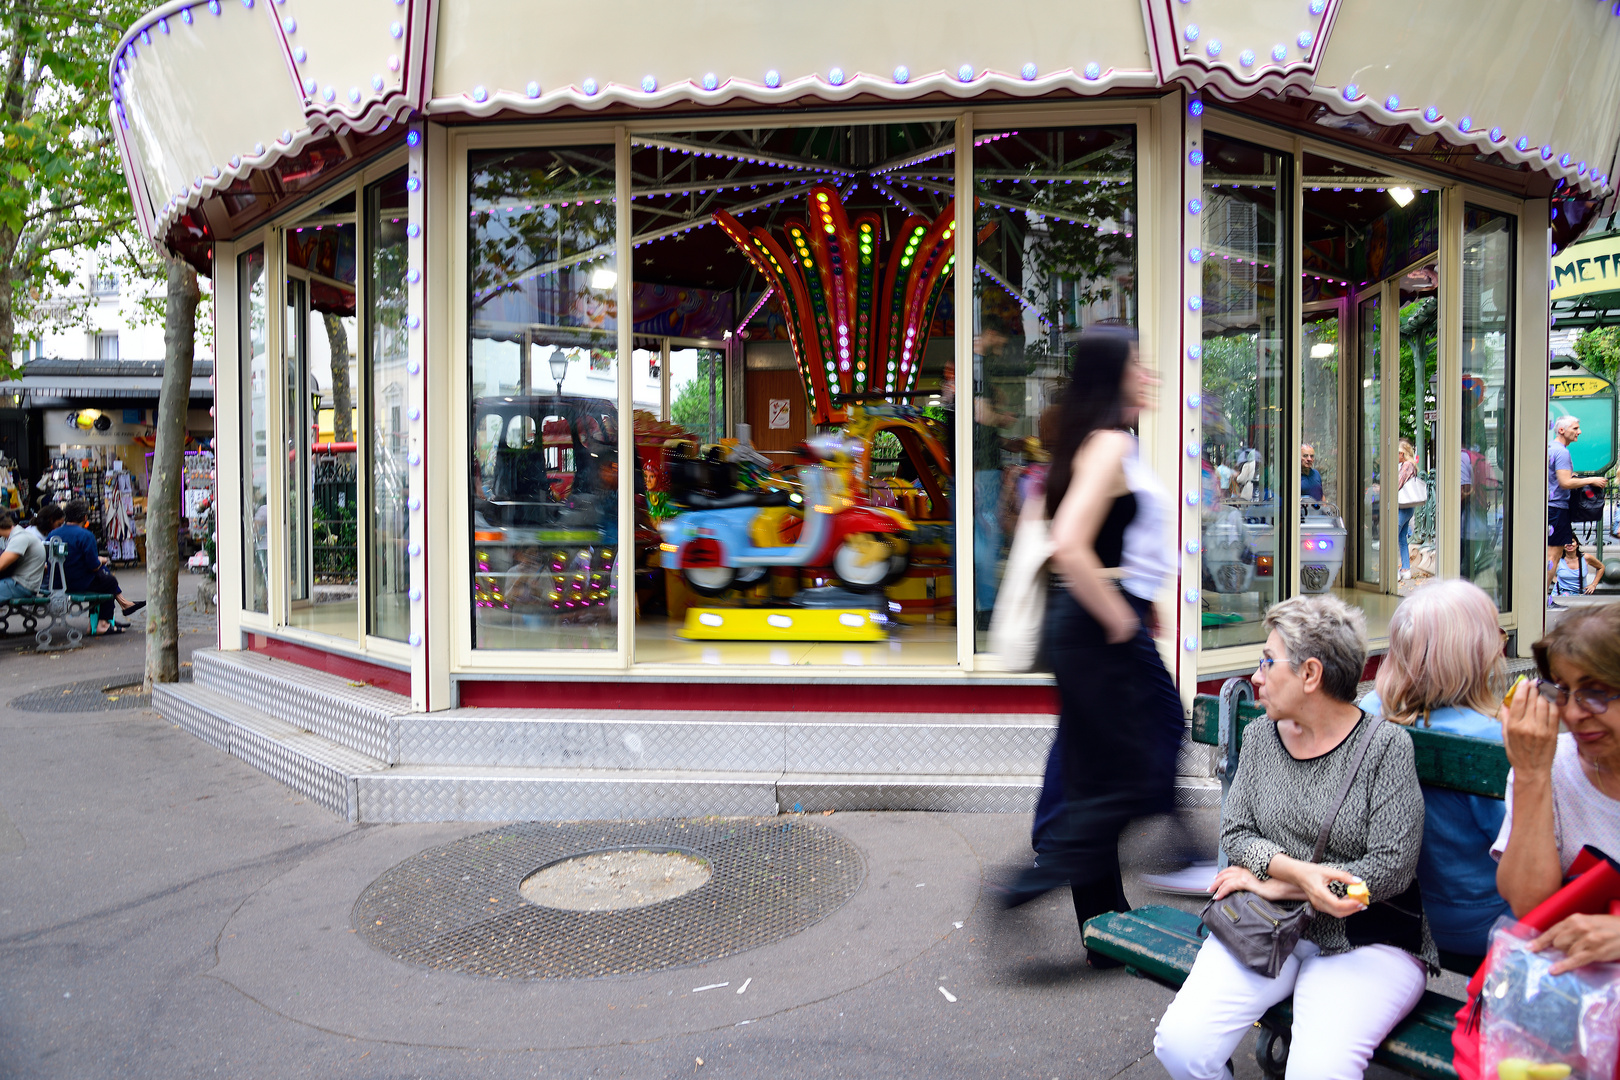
[353,818,864,979]
[11,676,153,713]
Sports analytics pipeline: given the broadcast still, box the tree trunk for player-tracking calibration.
[144,252,201,690]
[0,222,16,377]
[323,311,354,443]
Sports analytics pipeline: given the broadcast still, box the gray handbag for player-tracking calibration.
[1200,714,1382,978]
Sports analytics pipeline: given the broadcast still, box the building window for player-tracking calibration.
[1462,206,1514,609]
[367,170,411,642]
[95,332,119,361]
[90,274,119,297]
[1199,134,1290,650]
[972,123,1138,647]
[468,145,619,651]
[240,246,269,614]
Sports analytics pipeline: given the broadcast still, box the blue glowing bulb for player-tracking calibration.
[641,75,657,93]
[1343,84,1359,101]
[893,65,909,84]
[1424,106,1440,123]
[1083,62,1100,80]
[1188,247,1204,263]
[1186,394,1201,409]
[1386,95,1401,111]
[1188,149,1203,166]
[1183,637,1199,653]
[1187,198,1203,214]
[958,64,974,82]
[1206,39,1222,57]
[1020,62,1037,80]
[526,81,540,98]
[702,72,718,90]
[1297,31,1313,48]
[1184,23,1200,41]
[1239,50,1255,68]
[828,67,845,85]
[405,129,420,147]
[1187,345,1202,360]
[472,85,487,102]
[582,78,598,95]
[765,69,781,88]
[1272,43,1287,61]
[1189,99,1204,117]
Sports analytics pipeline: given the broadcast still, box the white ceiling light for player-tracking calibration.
[1310,342,1337,358]
[590,266,618,290]
[1388,186,1415,207]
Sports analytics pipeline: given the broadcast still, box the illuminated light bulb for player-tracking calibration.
[1184,22,1199,41]
[957,64,974,82]
[526,81,540,98]
[1188,99,1204,117]
[765,69,781,87]
[893,65,909,83]
[1185,540,1200,555]
[1083,62,1101,79]
[1187,198,1203,214]
[582,78,598,95]
[1297,30,1313,48]
[1186,492,1200,506]
[1184,637,1198,652]
[1186,394,1200,409]
[1206,39,1222,57]
[1188,247,1203,263]
[1342,84,1359,101]
[1021,62,1037,80]
[1187,345,1202,360]
[1489,126,1503,141]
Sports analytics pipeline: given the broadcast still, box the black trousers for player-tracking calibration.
[84,567,121,622]
[1012,585,1185,928]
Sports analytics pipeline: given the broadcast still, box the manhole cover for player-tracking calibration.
[353,818,864,979]
[12,676,154,712]
[521,849,712,911]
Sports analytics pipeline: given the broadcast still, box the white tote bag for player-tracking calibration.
[989,500,1055,672]
[1396,473,1428,509]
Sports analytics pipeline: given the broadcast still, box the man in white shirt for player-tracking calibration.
[0,511,47,600]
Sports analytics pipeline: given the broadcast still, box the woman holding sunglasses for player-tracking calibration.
[1494,604,1620,972]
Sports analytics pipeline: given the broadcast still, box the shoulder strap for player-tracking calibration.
[1311,713,1384,865]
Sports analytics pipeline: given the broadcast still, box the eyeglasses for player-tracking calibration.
[1535,679,1620,716]
[1256,656,1298,674]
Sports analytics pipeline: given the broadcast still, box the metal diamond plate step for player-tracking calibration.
[192,649,407,761]
[777,773,1043,813]
[152,682,386,820]
[355,766,781,823]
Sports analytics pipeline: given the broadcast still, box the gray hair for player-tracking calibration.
[1554,415,1580,436]
[1262,594,1368,702]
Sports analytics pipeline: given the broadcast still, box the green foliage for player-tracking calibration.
[0,2,149,374]
[1573,326,1620,384]
[670,354,723,442]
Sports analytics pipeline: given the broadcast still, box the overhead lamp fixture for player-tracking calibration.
[1388,186,1415,207]
[589,266,618,291]
[1309,342,1337,358]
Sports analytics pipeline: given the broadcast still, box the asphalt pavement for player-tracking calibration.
[0,571,1422,1080]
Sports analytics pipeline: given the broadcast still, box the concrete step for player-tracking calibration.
[192,649,408,761]
[153,682,386,821]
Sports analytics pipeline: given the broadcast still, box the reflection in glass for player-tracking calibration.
[972,125,1137,645]
[1199,135,1288,649]
[669,347,725,444]
[285,217,360,639]
[1399,263,1441,582]
[240,247,269,613]
[367,171,410,641]
[468,146,619,650]
[1462,207,1514,608]
[1357,296,1381,586]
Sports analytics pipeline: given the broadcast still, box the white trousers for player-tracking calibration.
[1153,935,1427,1080]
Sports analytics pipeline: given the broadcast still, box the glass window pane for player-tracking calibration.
[239,246,269,614]
[367,170,410,641]
[285,219,359,639]
[669,347,725,444]
[1357,296,1381,586]
[469,146,619,651]
[1463,206,1514,608]
[1199,135,1289,649]
[971,124,1137,647]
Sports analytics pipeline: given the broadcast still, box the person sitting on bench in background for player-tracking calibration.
[1494,604,1620,973]
[40,500,145,632]
[1155,594,1436,1080]
[0,511,47,602]
[1359,579,1511,973]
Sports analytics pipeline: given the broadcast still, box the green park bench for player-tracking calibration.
[0,537,116,651]
[1081,688,1509,1080]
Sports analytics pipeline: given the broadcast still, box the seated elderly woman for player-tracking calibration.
[1156,595,1436,1079]
[1360,579,1511,971]
[1495,603,1620,973]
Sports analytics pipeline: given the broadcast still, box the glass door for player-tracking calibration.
[1398,261,1440,592]
[284,274,310,609]
[1355,294,1381,587]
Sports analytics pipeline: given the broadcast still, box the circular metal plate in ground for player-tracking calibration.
[521,849,712,911]
[353,818,864,979]
[11,676,153,712]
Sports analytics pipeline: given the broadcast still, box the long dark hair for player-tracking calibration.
[1044,325,1139,518]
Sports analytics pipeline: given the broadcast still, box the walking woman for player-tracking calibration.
[997,326,1183,952]
[1396,440,1418,581]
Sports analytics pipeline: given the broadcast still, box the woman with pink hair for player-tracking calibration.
[1359,579,1511,971]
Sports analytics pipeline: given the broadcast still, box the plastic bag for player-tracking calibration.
[1481,917,1620,1079]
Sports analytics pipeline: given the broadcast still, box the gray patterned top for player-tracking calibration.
[1222,714,1439,970]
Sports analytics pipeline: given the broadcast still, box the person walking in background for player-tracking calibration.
[1548,416,1605,565]
[1395,440,1419,582]
[41,500,144,633]
[1155,595,1434,1078]
[1547,537,1603,597]
[993,326,1184,960]
[1359,579,1511,971]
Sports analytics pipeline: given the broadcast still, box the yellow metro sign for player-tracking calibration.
[1552,235,1620,301]
[1552,374,1613,398]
